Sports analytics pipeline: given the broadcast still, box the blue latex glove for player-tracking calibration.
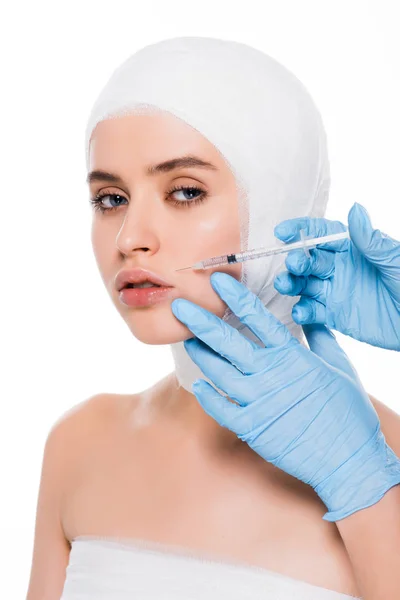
[273,202,400,350]
[171,272,400,522]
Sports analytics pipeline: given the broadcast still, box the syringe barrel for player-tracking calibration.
[193,256,229,270]
[200,252,250,269]
[195,230,350,270]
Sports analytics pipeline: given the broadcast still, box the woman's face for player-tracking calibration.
[89,111,243,345]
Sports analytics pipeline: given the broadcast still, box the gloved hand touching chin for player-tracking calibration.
[274,202,400,351]
[171,272,400,523]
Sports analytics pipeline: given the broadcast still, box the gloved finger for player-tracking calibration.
[285,248,336,279]
[210,272,295,349]
[274,217,349,252]
[348,203,400,307]
[274,272,327,301]
[292,297,327,324]
[184,337,248,402]
[172,298,260,375]
[302,324,360,383]
[348,202,400,267]
[192,379,242,431]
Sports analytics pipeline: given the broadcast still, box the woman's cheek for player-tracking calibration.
[196,214,240,254]
[185,212,242,317]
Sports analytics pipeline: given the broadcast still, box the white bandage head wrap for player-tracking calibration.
[85,36,331,397]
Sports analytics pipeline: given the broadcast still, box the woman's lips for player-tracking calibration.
[119,285,176,307]
[115,267,174,291]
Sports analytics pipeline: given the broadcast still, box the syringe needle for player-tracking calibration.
[175,266,193,271]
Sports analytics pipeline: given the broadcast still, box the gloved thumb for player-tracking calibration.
[348,203,400,306]
[302,324,361,384]
[348,202,391,265]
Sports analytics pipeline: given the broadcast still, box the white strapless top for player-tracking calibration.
[60,536,362,599]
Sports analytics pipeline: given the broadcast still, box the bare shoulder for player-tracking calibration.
[47,391,143,490]
[368,393,400,456]
[52,392,123,425]
[39,393,121,490]
[50,392,137,437]
[26,392,123,600]
[27,391,140,598]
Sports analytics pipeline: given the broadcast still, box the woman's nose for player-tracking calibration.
[115,196,161,256]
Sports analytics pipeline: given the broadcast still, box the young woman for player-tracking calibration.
[27,36,399,600]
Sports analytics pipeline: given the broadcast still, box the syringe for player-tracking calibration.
[175,229,350,271]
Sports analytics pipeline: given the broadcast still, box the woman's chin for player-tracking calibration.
[114,292,224,345]
[126,321,196,346]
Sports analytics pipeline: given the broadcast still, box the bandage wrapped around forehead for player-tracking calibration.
[84,36,331,396]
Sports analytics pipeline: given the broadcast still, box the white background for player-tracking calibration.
[1,1,399,597]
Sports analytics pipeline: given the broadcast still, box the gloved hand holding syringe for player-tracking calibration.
[175,229,350,271]
[176,202,400,351]
[175,201,400,351]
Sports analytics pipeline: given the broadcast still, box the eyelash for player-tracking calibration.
[89,184,208,214]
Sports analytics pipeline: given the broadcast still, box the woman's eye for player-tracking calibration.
[170,187,202,201]
[89,193,127,213]
[168,185,208,207]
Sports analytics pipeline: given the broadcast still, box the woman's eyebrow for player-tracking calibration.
[86,155,218,185]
